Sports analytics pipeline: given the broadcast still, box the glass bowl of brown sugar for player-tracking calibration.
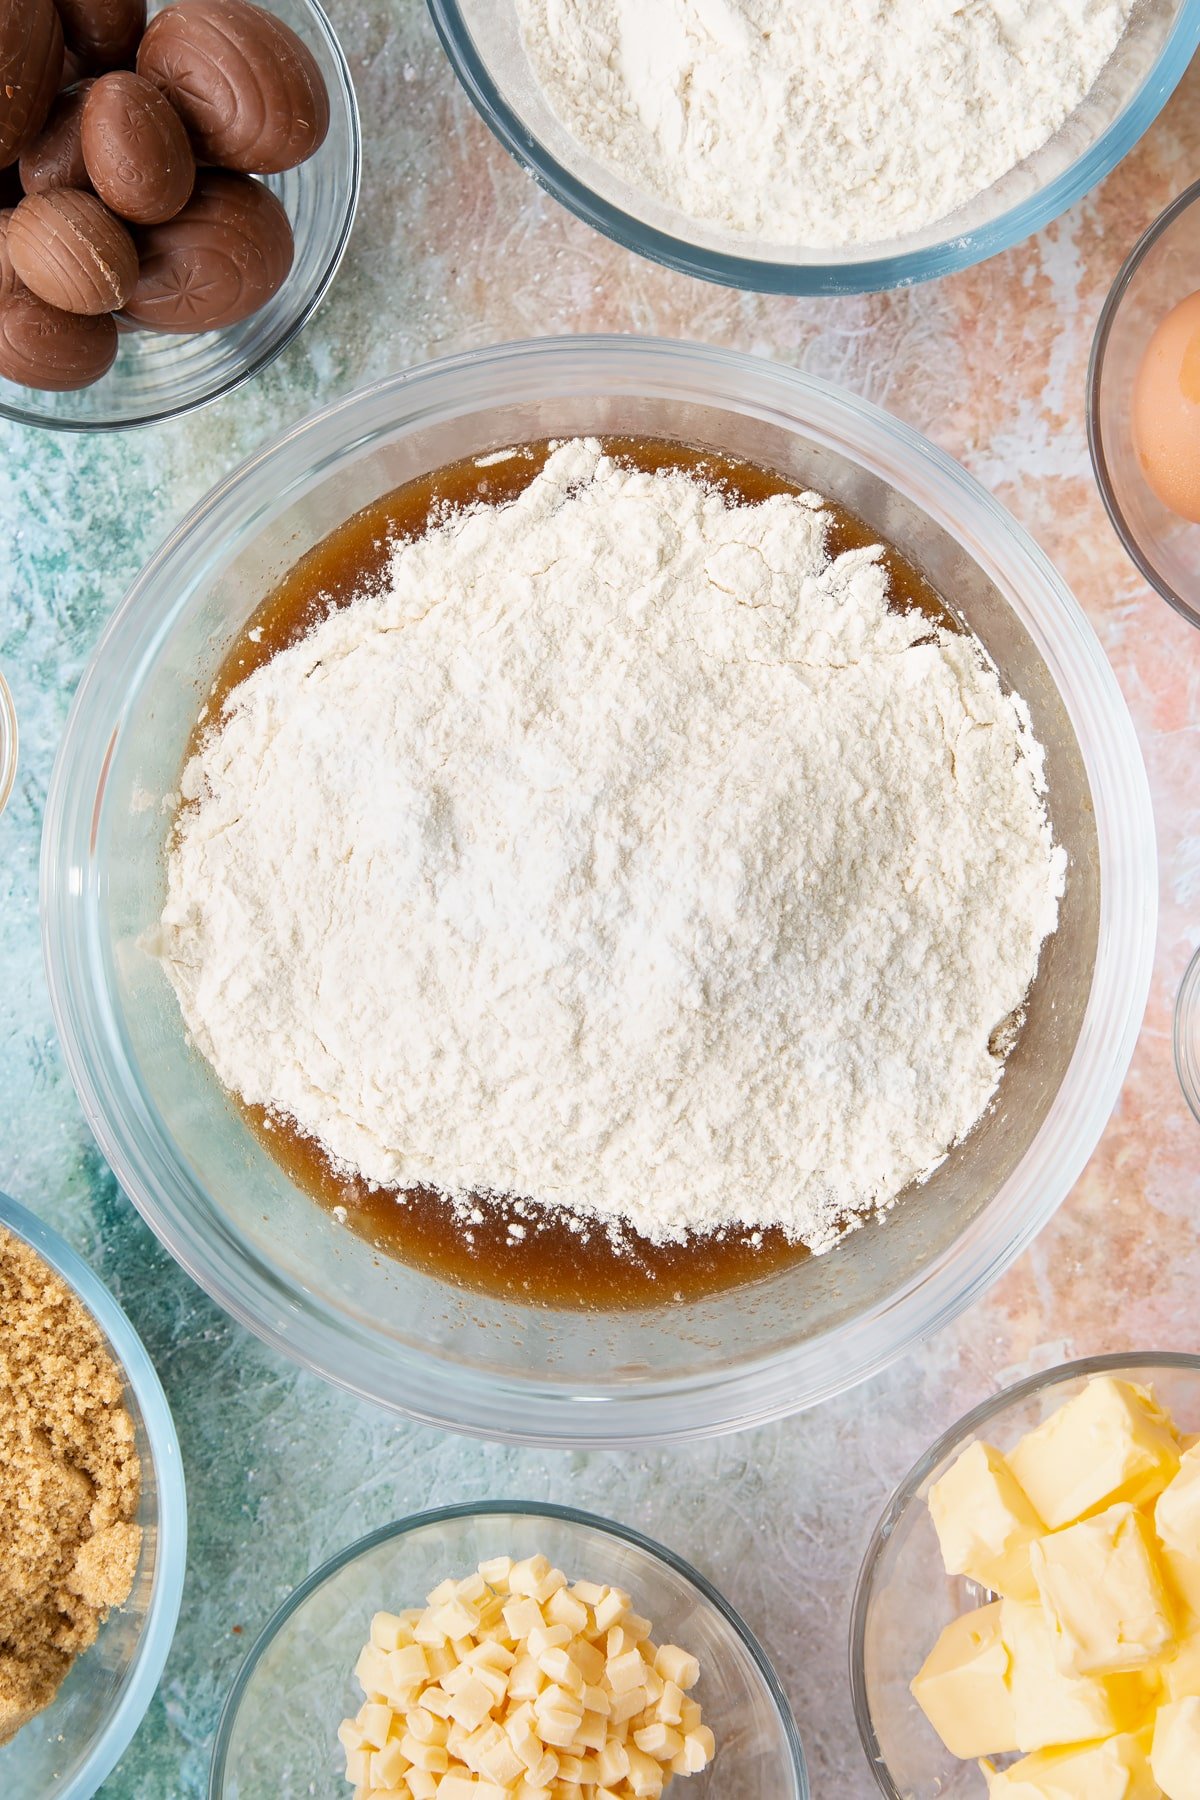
[0,1189,186,1799]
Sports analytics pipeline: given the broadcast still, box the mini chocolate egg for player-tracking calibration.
[0,208,118,388]
[0,0,64,169]
[8,186,137,313]
[0,203,20,299]
[82,71,194,224]
[121,167,292,330]
[56,0,146,75]
[19,82,95,196]
[1133,290,1200,525]
[137,0,329,175]
[61,46,93,90]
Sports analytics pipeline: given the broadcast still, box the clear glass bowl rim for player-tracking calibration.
[40,334,1158,1447]
[426,0,1200,295]
[848,1349,1200,1799]
[207,1497,809,1800]
[0,670,16,815]
[0,1188,187,1800]
[1175,945,1200,1122]
[1087,174,1200,632]
[0,0,362,435]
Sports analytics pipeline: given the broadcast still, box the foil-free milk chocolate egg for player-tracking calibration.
[122,167,292,330]
[0,0,64,168]
[56,0,146,74]
[8,186,137,312]
[61,46,92,90]
[0,205,20,299]
[0,208,118,387]
[137,0,329,175]
[82,71,194,224]
[19,82,95,195]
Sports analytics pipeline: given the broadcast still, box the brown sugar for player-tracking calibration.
[0,1225,142,1745]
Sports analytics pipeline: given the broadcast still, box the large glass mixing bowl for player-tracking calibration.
[428,0,1200,294]
[41,337,1156,1446]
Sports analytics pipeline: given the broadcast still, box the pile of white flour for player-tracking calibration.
[158,439,1065,1253]
[514,0,1135,248]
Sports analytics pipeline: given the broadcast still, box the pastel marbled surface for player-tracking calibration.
[1,4,1199,1795]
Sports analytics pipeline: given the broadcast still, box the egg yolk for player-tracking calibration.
[1132,288,1200,523]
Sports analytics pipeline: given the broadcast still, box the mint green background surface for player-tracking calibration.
[3,5,1200,1795]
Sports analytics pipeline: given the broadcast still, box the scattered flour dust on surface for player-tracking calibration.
[514,0,1135,248]
[158,439,1066,1254]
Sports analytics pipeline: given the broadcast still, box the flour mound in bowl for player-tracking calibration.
[157,438,1066,1253]
[514,0,1135,250]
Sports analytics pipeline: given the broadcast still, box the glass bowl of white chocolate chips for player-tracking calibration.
[851,1354,1200,1799]
[209,1501,808,1800]
[40,336,1156,1446]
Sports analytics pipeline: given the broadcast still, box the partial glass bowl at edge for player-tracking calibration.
[40,335,1157,1448]
[0,1190,186,1800]
[850,1353,1200,1799]
[0,0,360,433]
[1089,176,1200,632]
[428,0,1200,294]
[209,1502,807,1800]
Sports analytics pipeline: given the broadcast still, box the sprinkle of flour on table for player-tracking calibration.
[514,0,1135,249]
[158,439,1065,1253]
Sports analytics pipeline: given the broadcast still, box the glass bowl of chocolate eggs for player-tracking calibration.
[0,0,360,431]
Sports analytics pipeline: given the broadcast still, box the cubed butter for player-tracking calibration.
[1157,1445,1200,1559]
[983,1729,1161,1799]
[929,1442,1045,1601]
[1160,1632,1200,1702]
[1031,1503,1175,1676]
[1001,1598,1144,1751]
[910,1602,1018,1759]
[1151,1696,1200,1799]
[1160,1546,1200,1622]
[1008,1379,1180,1530]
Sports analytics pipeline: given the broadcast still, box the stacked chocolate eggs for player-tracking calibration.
[0,0,329,391]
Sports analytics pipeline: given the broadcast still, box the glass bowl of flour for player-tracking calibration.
[428,0,1200,294]
[41,337,1156,1446]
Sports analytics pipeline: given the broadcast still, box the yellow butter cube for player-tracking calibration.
[1008,1379,1181,1530]
[1031,1503,1176,1675]
[929,1441,1046,1601]
[1160,1632,1200,1702]
[1152,1696,1200,1799]
[1160,1547,1200,1622]
[1001,1598,1143,1751]
[910,1602,1018,1759]
[983,1730,1161,1799]
[1158,1445,1200,1556]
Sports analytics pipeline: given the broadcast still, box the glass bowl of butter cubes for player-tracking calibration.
[209,1500,808,1800]
[851,1354,1200,1798]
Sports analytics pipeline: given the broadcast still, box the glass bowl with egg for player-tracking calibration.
[0,1188,186,1800]
[208,1500,808,1800]
[0,0,360,433]
[428,0,1200,295]
[1089,177,1200,632]
[850,1352,1200,1798]
[40,335,1156,1446]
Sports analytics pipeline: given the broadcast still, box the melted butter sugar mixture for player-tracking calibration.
[160,437,1065,1309]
